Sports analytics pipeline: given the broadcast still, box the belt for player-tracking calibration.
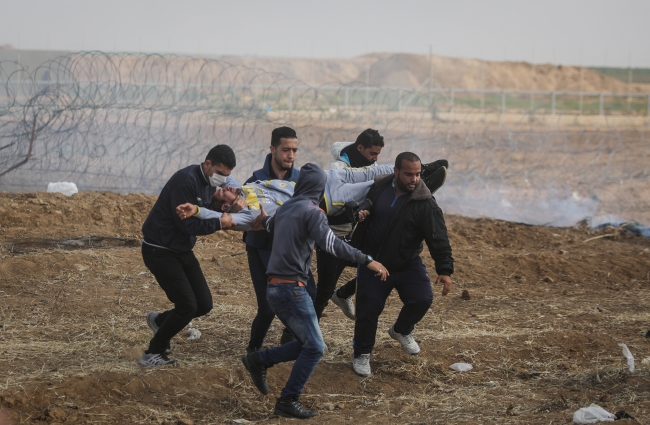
[268,278,305,287]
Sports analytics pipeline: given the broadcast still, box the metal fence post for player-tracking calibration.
[398,89,402,112]
[551,92,556,115]
[450,89,455,113]
[344,87,349,111]
[501,91,506,114]
[288,87,293,111]
[599,93,604,116]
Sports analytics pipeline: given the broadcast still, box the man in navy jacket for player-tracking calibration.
[244,126,316,353]
[139,144,237,366]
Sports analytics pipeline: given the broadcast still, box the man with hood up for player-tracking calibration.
[240,163,388,419]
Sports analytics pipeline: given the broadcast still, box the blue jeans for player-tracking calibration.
[257,283,325,398]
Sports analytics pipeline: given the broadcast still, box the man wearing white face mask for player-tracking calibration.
[139,144,238,366]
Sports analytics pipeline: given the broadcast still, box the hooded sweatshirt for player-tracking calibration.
[263,163,369,284]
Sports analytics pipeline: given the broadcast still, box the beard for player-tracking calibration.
[395,176,415,193]
[274,156,292,171]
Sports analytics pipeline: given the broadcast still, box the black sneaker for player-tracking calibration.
[643,329,650,338]
[246,345,260,354]
[241,352,269,395]
[274,396,319,419]
[421,159,449,178]
[280,328,296,345]
[423,166,447,195]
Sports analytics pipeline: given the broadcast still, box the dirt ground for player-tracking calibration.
[0,190,649,425]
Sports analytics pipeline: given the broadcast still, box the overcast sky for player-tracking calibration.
[1,0,648,67]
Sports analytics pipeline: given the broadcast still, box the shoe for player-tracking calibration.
[146,312,171,355]
[138,351,178,367]
[280,328,296,345]
[274,396,319,419]
[388,325,420,355]
[330,291,355,320]
[421,159,449,178]
[241,352,269,395]
[352,354,371,376]
[643,330,650,338]
[246,346,260,354]
[423,166,447,195]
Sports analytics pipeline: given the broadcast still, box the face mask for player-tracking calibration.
[210,173,227,187]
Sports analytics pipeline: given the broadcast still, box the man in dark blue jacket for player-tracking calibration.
[244,126,316,353]
[241,163,388,419]
[139,145,237,366]
[349,152,454,377]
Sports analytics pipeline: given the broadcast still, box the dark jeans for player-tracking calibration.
[258,283,325,398]
[246,247,316,351]
[314,246,355,319]
[141,244,213,354]
[353,257,433,356]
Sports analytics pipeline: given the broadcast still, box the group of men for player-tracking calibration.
[140,127,454,419]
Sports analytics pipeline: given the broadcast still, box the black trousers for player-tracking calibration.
[142,244,213,354]
[354,257,433,355]
[315,246,356,319]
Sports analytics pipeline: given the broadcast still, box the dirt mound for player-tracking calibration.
[1,191,650,424]
[228,52,650,93]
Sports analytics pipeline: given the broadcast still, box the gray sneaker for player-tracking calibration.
[352,354,371,376]
[388,325,420,355]
[138,351,178,367]
[330,291,355,320]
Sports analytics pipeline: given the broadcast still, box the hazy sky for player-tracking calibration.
[1,0,648,67]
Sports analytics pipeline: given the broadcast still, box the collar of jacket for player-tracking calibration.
[195,164,211,186]
[373,174,432,201]
[254,153,298,181]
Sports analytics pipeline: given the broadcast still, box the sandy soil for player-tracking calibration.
[0,191,649,424]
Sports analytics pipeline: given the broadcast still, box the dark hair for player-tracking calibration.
[395,152,421,169]
[211,197,226,212]
[205,145,236,169]
[271,126,298,147]
[355,128,385,149]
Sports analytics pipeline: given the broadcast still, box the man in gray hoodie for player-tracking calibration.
[240,163,388,419]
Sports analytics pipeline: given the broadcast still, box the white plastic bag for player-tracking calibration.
[449,362,473,372]
[187,328,201,340]
[618,343,635,372]
[47,182,78,196]
[573,404,615,423]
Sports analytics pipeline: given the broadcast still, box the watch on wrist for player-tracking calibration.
[364,255,373,266]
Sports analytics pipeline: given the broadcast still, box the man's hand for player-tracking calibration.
[220,213,237,230]
[357,210,370,222]
[366,260,389,281]
[229,196,248,213]
[436,275,452,296]
[251,205,268,230]
[176,203,198,220]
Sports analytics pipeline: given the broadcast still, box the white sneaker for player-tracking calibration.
[330,291,355,320]
[352,354,371,376]
[388,326,420,355]
[138,351,178,367]
[146,312,160,335]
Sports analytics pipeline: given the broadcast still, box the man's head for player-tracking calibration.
[202,144,237,183]
[270,126,299,172]
[211,186,245,212]
[394,152,421,193]
[354,129,384,163]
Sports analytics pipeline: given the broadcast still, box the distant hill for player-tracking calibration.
[1,47,649,93]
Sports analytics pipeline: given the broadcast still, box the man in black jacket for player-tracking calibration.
[349,152,454,376]
[139,144,237,366]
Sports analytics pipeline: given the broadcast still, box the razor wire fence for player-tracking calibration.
[0,52,649,227]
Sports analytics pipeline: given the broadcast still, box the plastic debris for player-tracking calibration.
[187,328,201,340]
[47,182,78,196]
[573,404,615,423]
[449,363,473,372]
[618,343,635,372]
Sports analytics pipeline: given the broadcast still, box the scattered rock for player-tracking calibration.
[177,418,194,425]
[46,406,67,421]
[543,276,554,283]
[461,290,471,300]
[335,403,345,410]
[321,402,335,411]
[162,401,171,406]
